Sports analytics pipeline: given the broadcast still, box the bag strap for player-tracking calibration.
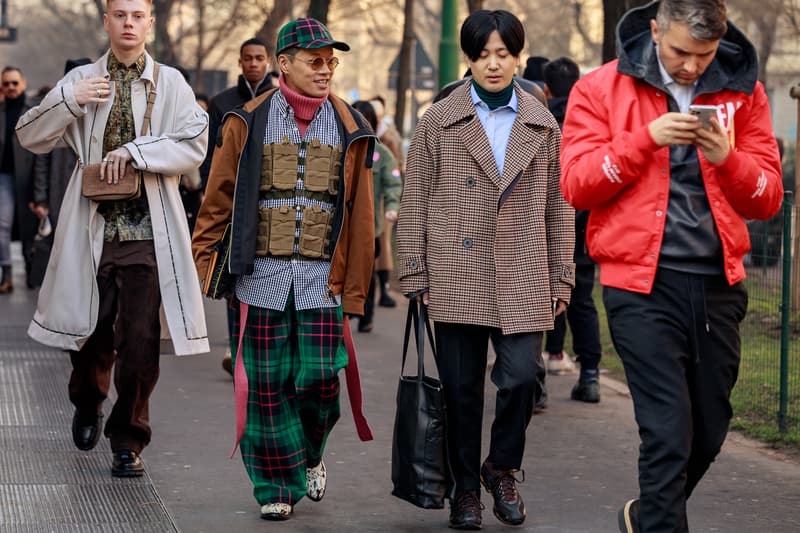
[140,62,159,137]
[401,299,436,379]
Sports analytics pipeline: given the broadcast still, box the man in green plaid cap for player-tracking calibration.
[193,18,375,521]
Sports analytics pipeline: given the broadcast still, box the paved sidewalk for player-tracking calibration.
[2,250,800,532]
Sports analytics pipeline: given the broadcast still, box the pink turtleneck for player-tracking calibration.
[279,74,327,137]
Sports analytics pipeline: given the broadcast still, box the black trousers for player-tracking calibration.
[544,264,602,369]
[69,238,162,454]
[434,322,542,492]
[603,268,747,533]
[361,237,381,324]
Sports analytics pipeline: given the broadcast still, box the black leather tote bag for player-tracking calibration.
[391,300,452,509]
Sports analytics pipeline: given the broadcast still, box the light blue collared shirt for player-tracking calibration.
[655,44,698,113]
[470,84,518,175]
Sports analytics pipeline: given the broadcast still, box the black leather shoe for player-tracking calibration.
[571,377,600,403]
[449,490,483,530]
[111,450,144,477]
[378,293,396,307]
[72,410,103,451]
[480,462,526,526]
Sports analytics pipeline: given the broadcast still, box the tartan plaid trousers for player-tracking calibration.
[230,295,348,505]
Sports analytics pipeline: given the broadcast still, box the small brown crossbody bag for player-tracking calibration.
[81,63,160,201]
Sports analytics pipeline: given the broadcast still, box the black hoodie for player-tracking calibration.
[200,74,274,187]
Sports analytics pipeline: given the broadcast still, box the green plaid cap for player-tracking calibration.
[276,18,350,56]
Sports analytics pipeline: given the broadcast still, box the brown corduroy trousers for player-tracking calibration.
[68,238,161,454]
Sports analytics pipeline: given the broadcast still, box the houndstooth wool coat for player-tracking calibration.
[397,81,575,334]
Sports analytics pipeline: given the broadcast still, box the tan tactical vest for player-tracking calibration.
[256,137,342,260]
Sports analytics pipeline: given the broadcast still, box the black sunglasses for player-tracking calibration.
[2,81,20,87]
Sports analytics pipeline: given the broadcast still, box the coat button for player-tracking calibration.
[463,238,473,249]
[656,210,663,216]
[409,259,418,269]
[466,178,476,188]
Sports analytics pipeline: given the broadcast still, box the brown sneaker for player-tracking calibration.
[221,348,233,377]
[449,490,483,530]
[480,462,525,526]
[0,279,12,294]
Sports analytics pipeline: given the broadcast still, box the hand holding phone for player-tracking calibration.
[688,104,718,130]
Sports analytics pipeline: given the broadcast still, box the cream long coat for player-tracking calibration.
[15,51,210,355]
[397,82,575,334]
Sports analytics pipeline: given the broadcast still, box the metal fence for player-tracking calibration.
[732,192,800,444]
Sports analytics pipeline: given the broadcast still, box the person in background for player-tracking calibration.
[539,57,603,403]
[560,1,783,531]
[522,56,548,89]
[201,37,274,190]
[366,95,403,308]
[351,100,401,332]
[0,66,42,293]
[16,0,209,478]
[398,9,574,529]
[27,58,93,289]
[200,37,274,377]
[192,18,374,522]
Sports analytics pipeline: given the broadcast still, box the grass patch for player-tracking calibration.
[561,272,800,450]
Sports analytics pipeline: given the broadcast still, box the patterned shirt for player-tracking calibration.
[99,53,153,242]
[235,91,342,311]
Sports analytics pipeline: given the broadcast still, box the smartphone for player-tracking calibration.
[688,104,718,130]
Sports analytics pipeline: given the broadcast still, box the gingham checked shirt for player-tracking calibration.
[235,91,341,311]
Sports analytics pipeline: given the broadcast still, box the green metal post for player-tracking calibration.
[438,0,459,89]
[779,191,793,434]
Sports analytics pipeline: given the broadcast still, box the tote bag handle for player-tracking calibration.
[401,299,436,379]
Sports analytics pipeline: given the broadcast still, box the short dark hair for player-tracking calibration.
[172,64,191,83]
[543,57,580,98]
[2,66,23,77]
[460,10,525,62]
[64,58,91,75]
[656,0,727,41]
[240,38,268,55]
[352,100,377,131]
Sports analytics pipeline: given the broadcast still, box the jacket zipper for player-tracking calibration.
[226,109,249,276]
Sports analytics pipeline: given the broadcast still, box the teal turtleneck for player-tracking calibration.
[471,80,514,110]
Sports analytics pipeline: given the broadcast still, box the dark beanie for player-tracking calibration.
[522,56,549,83]
[65,58,92,75]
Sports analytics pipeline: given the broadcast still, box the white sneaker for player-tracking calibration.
[306,460,327,502]
[543,351,577,375]
[260,502,292,521]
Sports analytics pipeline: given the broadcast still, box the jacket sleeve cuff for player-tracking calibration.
[342,294,367,316]
[625,125,660,167]
[398,255,429,296]
[550,262,576,302]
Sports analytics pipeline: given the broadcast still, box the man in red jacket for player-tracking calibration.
[560,1,783,532]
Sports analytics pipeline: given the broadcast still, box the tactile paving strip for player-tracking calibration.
[0,327,177,531]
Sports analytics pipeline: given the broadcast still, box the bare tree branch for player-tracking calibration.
[255,0,294,60]
[573,1,600,49]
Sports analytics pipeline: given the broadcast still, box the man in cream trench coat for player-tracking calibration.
[16,0,208,477]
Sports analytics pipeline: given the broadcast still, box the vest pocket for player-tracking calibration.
[305,141,333,192]
[298,205,333,259]
[260,146,273,191]
[271,142,298,190]
[268,205,296,256]
[328,146,342,195]
[255,207,270,256]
